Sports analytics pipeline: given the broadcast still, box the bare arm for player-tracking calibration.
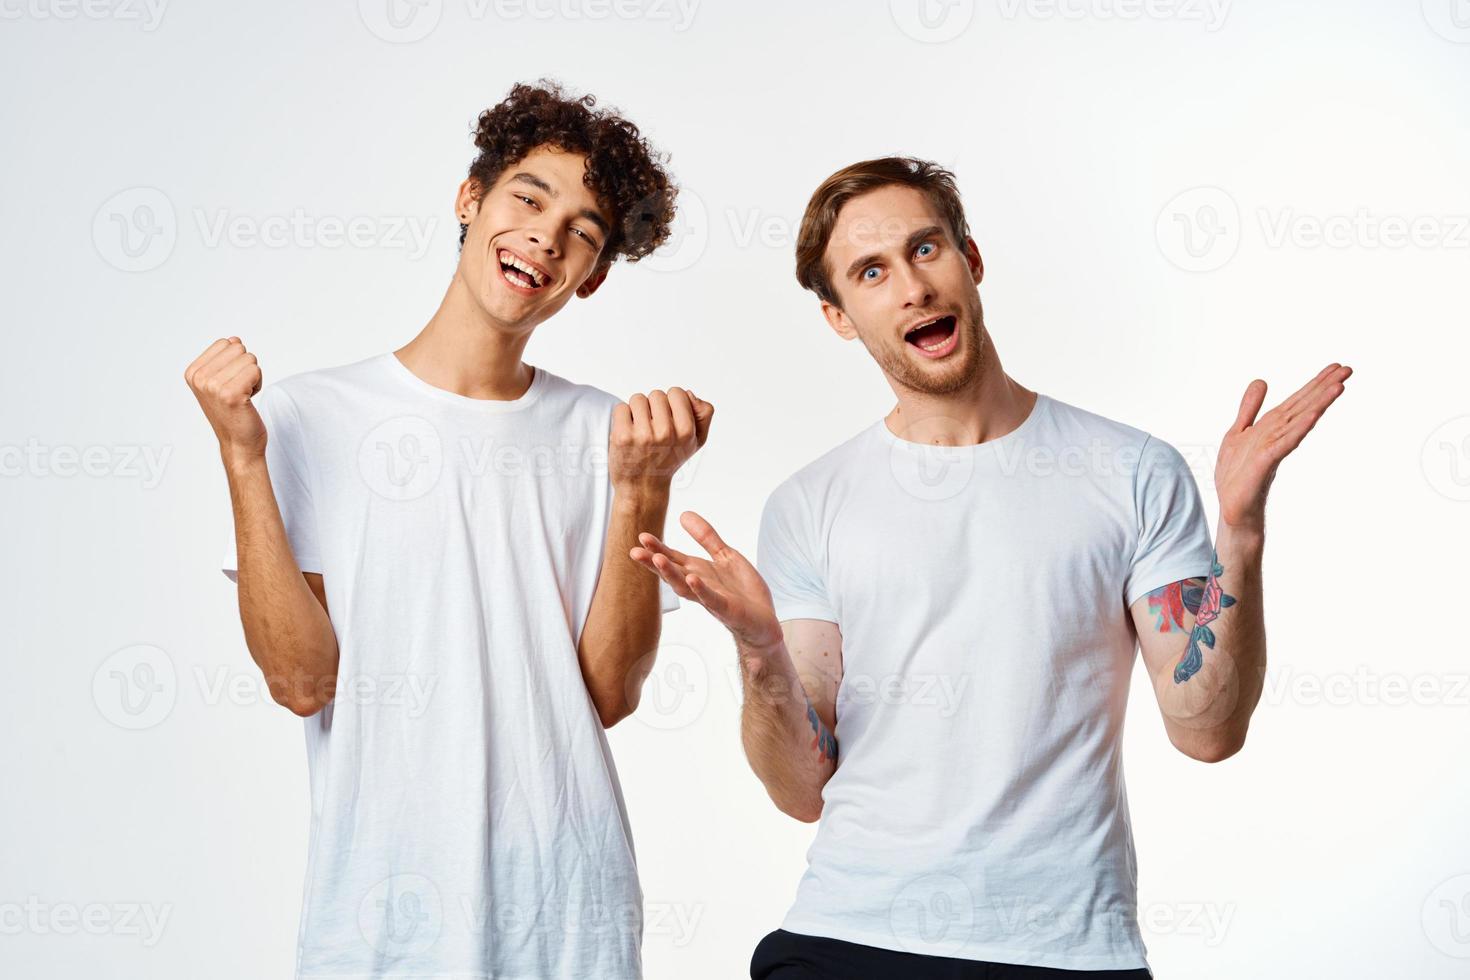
[631,512,841,821]
[578,389,713,728]
[187,337,338,717]
[738,618,842,822]
[1136,363,1351,762]
[578,486,670,728]
[1134,524,1263,762]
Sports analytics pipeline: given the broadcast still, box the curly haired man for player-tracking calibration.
[185,81,708,979]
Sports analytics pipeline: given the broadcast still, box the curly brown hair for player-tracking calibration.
[462,81,676,264]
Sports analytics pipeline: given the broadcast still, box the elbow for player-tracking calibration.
[773,794,824,824]
[598,704,633,729]
[595,691,635,729]
[1179,732,1247,764]
[277,692,327,717]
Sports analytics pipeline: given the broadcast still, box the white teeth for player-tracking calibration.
[498,250,546,287]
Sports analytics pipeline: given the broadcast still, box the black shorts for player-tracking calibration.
[750,929,1155,980]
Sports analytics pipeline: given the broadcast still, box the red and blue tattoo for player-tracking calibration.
[806,699,838,763]
[1146,552,1236,684]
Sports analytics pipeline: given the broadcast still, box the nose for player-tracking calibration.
[893,262,933,309]
[526,226,561,259]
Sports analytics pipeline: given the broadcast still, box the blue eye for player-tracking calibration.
[916,242,935,257]
[863,267,880,281]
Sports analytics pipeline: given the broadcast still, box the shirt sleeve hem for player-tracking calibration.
[1124,560,1213,610]
[773,601,838,624]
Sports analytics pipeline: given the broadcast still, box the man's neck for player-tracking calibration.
[394,276,536,401]
[884,336,1036,447]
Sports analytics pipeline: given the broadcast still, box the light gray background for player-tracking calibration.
[2,0,1467,977]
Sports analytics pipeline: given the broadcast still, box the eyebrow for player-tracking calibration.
[844,224,946,281]
[508,171,612,236]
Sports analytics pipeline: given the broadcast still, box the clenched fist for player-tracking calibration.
[184,337,267,466]
[610,388,714,493]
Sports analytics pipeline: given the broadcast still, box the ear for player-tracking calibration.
[821,299,859,341]
[964,236,984,285]
[576,262,610,299]
[455,178,483,226]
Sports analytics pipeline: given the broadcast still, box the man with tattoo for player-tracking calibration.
[186,83,706,978]
[630,157,1350,978]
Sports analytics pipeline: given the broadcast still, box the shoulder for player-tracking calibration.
[763,422,882,518]
[1036,394,1152,450]
[1037,394,1196,476]
[260,353,392,409]
[533,368,623,416]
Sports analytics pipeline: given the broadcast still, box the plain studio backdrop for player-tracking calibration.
[2,1,1467,977]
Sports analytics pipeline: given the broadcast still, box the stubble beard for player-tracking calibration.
[865,292,988,398]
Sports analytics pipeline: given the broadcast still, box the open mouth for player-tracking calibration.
[903,315,958,356]
[497,249,549,291]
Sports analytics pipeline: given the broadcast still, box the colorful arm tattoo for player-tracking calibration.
[1145,552,1237,684]
[805,699,838,764]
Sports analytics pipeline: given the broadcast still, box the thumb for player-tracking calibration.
[1232,379,1267,433]
[688,391,715,446]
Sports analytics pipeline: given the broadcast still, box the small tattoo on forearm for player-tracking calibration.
[806,700,837,764]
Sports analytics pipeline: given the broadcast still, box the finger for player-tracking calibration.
[219,355,262,400]
[185,338,234,385]
[650,553,690,579]
[1232,379,1267,432]
[611,402,633,443]
[196,338,246,384]
[628,393,652,441]
[637,532,692,565]
[1270,408,1327,459]
[635,553,700,601]
[1300,377,1348,415]
[680,510,729,558]
[666,387,696,441]
[647,389,673,441]
[1279,363,1341,414]
[685,573,731,618]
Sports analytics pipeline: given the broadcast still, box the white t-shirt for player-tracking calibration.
[756,394,1213,972]
[221,352,676,980]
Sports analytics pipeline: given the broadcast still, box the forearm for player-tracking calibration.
[226,453,338,716]
[738,638,836,822]
[1155,521,1266,760]
[578,486,670,727]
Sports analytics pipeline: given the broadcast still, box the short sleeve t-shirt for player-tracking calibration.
[221,352,677,980]
[756,394,1212,972]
